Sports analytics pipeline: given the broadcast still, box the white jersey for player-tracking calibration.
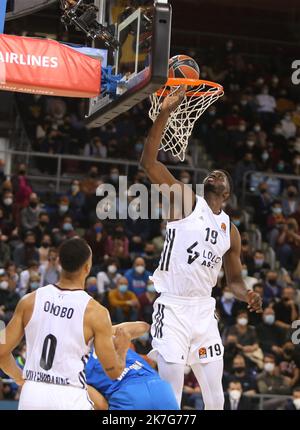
[23,284,92,390]
[151,196,231,297]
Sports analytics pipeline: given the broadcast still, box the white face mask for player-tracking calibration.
[181,177,190,184]
[263,314,275,325]
[135,265,145,275]
[237,318,248,326]
[223,291,234,300]
[264,362,275,373]
[241,269,248,278]
[229,390,241,401]
[293,399,300,410]
[108,265,117,274]
[0,280,9,290]
[218,270,224,279]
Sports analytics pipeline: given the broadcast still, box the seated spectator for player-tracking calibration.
[125,257,151,297]
[39,248,61,287]
[224,354,257,394]
[105,223,130,269]
[0,230,10,267]
[182,366,203,410]
[226,310,262,369]
[20,192,42,234]
[274,286,299,333]
[84,137,107,158]
[224,381,255,410]
[85,277,100,301]
[263,270,282,304]
[241,264,258,290]
[85,221,107,265]
[282,186,299,217]
[108,277,140,323]
[13,231,40,269]
[284,386,300,410]
[25,271,41,294]
[278,342,300,389]
[0,270,20,323]
[18,260,40,297]
[247,250,270,277]
[217,286,245,328]
[276,217,300,270]
[256,307,285,356]
[67,179,86,223]
[138,279,158,324]
[33,212,51,246]
[96,258,122,298]
[142,242,160,273]
[38,234,53,264]
[5,262,19,291]
[256,354,291,395]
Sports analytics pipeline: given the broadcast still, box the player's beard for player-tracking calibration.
[204,182,226,196]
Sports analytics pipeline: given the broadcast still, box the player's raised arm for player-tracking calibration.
[112,321,150,339]
[223,224,262,313]
[86,300,130,380]
[0,295,30,386]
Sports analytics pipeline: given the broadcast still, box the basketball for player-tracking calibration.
[168,55,200,80]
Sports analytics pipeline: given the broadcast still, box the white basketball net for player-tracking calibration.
[149,82,224,161]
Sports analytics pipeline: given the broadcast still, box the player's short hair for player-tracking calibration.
[59,237,91,273]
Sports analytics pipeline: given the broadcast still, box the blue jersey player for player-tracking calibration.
[86,323,179,410]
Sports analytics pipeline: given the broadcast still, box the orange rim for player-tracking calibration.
[156,77,224,97]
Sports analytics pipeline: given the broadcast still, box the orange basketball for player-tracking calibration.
[169,55,200,80]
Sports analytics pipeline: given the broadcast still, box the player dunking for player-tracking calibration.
[0,237,130,410]
[140,88,262,410]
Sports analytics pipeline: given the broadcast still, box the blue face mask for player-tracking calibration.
[232,219,241,227]
[95,226,103,234]
[30,282,40,290]
[139,333,150,342]
[118,285,128,293]
[147,284,156,293]
[63,223,73,232]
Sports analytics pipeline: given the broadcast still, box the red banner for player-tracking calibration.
[0,34,101,98]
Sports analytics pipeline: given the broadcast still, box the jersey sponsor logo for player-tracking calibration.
[201,250,222,269]
[198,347,207,359]
[44,301,74,319]
[221,223,226,232]
[25,369,70,385]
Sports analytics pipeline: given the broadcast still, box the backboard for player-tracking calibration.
[85,0,172,128]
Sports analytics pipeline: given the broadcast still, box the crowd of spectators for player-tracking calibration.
[0,38,300,410]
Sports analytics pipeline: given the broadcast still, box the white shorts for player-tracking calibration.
[18,381,94,410]
[149,294,224,365]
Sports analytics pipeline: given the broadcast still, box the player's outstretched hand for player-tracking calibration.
[247,291,263,313]
[113,327,131,353]
[161,85,186,114]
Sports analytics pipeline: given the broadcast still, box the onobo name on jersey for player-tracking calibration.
[23,285,92,389]
[151,196,231,297]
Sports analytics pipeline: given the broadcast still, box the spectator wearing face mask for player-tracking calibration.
[256,354,291,395]
[241,264,258,291]
[85,277,100,301]
[20,193,42,233]
[25,271,41,294]
[225,354,257,395]
[33,212,51,246]
[263,270,282,304]
[278,342,300,389]
[216,286,245,328]
[282,186,300,217]
[13,231,40,269]
[284,386,300,410]
[267,200,286,249]
[227,311,263,369]
[138,280,158,324]
[280,112,297,139]
[108,276,140,323]
[39,248,61,287]
[253,182,273,235]
[96,259,122,296]
[230,209,246,233]
[67,180,86,223]
[125,257,151,297]
[105,224,130,268]
[276,217,300,271]
[247,250,270,277]
[0,270,20,324]
[224,381,255,410]
[274,287,299,332]
[256,307,285,356]
[255,86,277,131]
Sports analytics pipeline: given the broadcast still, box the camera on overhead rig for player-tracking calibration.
[59,0,120,50]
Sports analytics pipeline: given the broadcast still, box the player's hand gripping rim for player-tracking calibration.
[247,290,263,313]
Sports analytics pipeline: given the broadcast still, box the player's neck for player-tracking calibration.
[58,274,85,290]
[204,192,223,215]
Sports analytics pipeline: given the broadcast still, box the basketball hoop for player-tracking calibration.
[149,77,224,161]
